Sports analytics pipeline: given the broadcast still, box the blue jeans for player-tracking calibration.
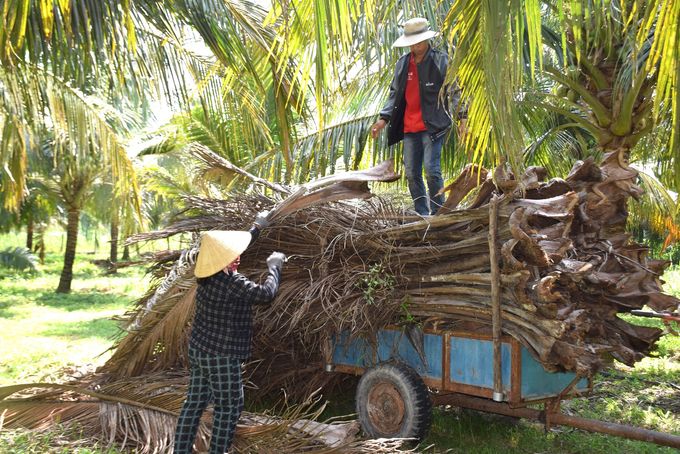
[403,132,445,215]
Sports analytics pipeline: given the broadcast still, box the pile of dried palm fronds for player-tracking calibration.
[0,377,420,453]
[2,149,678,453]
[103,150,678,384]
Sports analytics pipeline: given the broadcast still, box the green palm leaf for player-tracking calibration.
[0,247,37,271]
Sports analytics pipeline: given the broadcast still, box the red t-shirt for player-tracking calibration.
[403,54,427,133]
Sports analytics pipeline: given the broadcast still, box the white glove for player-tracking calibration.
[254,210,271,229]
[266,251,286,271]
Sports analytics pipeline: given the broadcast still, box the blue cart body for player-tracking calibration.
[331,327,590,404]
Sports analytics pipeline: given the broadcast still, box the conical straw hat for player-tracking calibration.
[194,230,252,278]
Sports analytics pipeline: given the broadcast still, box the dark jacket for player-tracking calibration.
[190,265,280,359]
[379,46,463,146]
[189,224,277,359]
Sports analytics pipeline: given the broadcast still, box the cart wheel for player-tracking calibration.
[355,362,432,440]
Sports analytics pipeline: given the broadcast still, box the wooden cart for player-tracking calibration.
[325,196,679,449]
[326,326,680,449]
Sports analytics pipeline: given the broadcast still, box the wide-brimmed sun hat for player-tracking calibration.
[194,230,251,278]
[392,17,439,48]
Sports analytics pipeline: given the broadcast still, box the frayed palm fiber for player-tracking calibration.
[0,377,419,453]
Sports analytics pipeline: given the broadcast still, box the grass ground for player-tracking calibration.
[0,230,679,453]
[0,231,147,453]
[0,249,148,385]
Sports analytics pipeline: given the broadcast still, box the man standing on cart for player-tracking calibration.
[371,17,466,216]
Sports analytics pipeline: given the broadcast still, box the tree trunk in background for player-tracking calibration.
[26,215,33,251]
[35,223,46,264]
[37,238,45,264]
[57,208,80,293]
[110,218,119,274]
[122,245,130,261]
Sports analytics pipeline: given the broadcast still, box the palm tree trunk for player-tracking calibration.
[57,208,80,293]
[37,238,45,264]
[35,223,46,265]
[110,218,119,274]
[26,215,34,251]
[122,245,130,261]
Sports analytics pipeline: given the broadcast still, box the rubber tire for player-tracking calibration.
[355,362,432,440]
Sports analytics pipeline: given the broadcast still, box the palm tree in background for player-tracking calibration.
[0,181,55,264]
[37,136,105,292]
[2,0,679,261]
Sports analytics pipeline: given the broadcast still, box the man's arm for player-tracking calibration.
[371,61,402,138]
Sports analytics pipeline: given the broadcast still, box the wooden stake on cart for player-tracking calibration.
[489,194,504,401]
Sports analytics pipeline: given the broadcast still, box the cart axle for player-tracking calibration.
[434,393,680,449]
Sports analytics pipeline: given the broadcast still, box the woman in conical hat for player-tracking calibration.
[174,212,286,454]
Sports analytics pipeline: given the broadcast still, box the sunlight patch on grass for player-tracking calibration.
[563,358,680,438]
[661,267,680,298]
[0,426,125,453]
[0,337,113,384]
[0,250,143,385]
[632,355,680,372]
[0,304,125,384]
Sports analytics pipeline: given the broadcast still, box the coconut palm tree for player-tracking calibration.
[431,0,679,250]
[0,177,57,263]
[0,0,327,215]
[36,135,105,292]
[442,0,678,177]
[0,2,142,210]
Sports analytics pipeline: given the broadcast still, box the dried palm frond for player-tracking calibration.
[102,159,401,380]
[0,377,416,453]
[106,279,197,376]
[0,376,184,454]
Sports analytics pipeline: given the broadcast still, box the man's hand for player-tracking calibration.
[266,251,286,271]
[254,210,270,229]
[371,119,387,139]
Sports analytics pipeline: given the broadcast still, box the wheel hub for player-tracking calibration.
[366,380,405,435]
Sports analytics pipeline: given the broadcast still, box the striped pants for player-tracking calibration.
[174,347,244,454]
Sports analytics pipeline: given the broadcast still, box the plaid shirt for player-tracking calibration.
[190,266,280,359]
